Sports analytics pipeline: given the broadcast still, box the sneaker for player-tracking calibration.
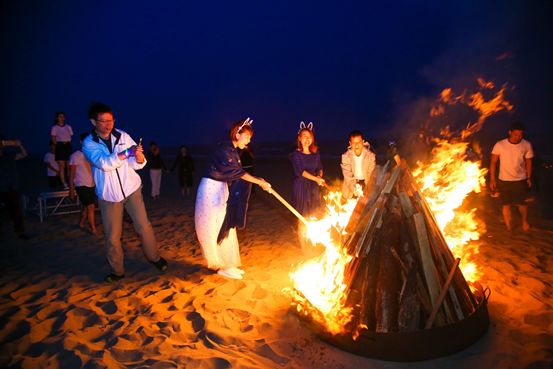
[151,257,168,272]
[105,273,124,283]
[229,267,245,275]
[217,268,243,280]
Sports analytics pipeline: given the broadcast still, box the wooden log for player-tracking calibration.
[425,258,461,328]
[375,197,402,333]
[412,213,443,316]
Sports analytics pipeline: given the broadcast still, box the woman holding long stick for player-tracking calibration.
[194,118,271,280]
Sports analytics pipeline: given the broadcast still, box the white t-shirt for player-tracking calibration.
[50,124,73,142]
[491,138,534,181]
[353,153,365,180]
[69,150,94,187]
[43,152,59,176]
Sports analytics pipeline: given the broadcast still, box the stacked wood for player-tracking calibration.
[342,159,480,336]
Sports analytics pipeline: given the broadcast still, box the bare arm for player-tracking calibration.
[525,157,532,187]
[489,154,499,191]
[241,172,271,191]
[302,170,325,186]
[69,165,77,199]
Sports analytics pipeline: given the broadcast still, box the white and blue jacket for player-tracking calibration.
[83,128,146,202]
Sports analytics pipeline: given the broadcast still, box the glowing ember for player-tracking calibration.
[288,191,356,334]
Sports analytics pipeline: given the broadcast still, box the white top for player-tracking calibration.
[69,150,94,187]
[50,124,73,142]
[83,128,147,202]
[352,153,365,180]
[491,138,534,181]
[43,152,59,176]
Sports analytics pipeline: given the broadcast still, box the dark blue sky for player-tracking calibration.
[1,1,552,154]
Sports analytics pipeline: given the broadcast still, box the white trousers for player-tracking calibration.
[150,169,162,197]
[194,177,241,270]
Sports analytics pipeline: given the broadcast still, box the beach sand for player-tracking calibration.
[1,157,552,369]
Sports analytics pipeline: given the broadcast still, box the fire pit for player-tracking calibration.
[289,158,491,362]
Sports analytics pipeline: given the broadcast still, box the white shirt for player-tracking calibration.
[50,124,73,142]
[43,152,59,176]
[353,153,365,180]
[69,150,94,187]
[492,138,533,181]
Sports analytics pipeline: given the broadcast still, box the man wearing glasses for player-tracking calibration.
[83,102,168,283]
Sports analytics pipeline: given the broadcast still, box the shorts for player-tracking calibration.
[76,186,96,206]
[497,179,528,206]
[55,142,72,161]
[48,176,62,189]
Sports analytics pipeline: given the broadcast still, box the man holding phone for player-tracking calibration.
[83,102,167,283]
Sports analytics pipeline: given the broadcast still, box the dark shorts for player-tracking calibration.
[498,179,528,206]
[55,142,72,161]
[76,186,96,206]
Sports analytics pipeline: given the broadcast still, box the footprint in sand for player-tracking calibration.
[186,311,206,332]
[222,308,253,333]
[187,357,231,369]
[97,301,117,315]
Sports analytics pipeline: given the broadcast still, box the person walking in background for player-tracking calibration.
[83,102,167,283]
[171,145,195,197]
[50,112,73,189]
[0,136,30,240]
[290,121,325,253]
[44,141,62,190]
[146,141,167,199]
[341,130,376,200]
[69,133,98,235]
[489,121,534,232]
[194,118,271,280]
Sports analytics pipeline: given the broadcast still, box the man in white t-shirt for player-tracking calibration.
[341,130,376,199]
[490,121,534,231]
[69,133,97,234]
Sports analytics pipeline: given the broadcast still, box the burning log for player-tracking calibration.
[339,159,485,336]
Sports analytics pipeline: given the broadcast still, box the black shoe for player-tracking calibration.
[105,273,125,283]
[17,233,31,240]
[151,257,168,272]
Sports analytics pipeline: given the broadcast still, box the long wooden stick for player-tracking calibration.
[268,188,309,226]
[425,258,460,329]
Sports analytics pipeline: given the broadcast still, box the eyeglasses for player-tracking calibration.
[96,119,115,124]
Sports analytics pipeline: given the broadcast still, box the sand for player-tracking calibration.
[1,157,552,369]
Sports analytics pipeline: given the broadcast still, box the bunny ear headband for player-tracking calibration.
[298,121,314,134]
[238,117,253,132]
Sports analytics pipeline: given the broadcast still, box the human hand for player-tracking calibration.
[135,142,145,163]
[258,178,271,191]
[489,178,497,192]
[527,178,532,189]
[69,187,76,201]
[316,177,326,186]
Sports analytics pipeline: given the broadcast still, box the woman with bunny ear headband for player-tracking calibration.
[289,121,325,252]
[194,118,272,280]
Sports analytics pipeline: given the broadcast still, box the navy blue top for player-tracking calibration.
[205,141,246,182]
[290,150,324,218]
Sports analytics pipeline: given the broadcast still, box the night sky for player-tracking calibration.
[1,1,552,154]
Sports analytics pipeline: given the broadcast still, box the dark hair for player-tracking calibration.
[79,133,89,141]
[179,145,189,151]
[229,119,254,141]
[88,102,113,120]
[150,141,158,147]
[53,111,65,125]
[296,128,318,153]
[510,121,525,131]
[348,130,364,141]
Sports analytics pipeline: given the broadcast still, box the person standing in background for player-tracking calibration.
[146,142,167,199]
[489,121,534,232]
[50,112,73,189]
[341,130,376,200]
[69,133,98,235]
[0,136,30,240]
[171,145,195,197]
